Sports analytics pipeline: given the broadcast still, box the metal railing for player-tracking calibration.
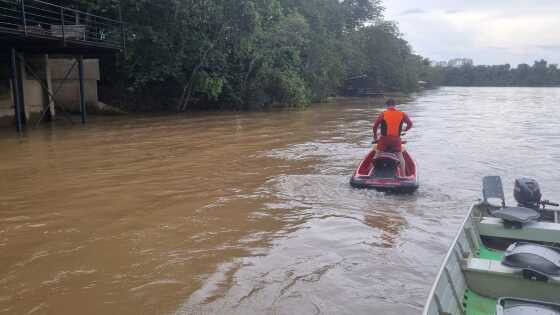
[0,0,124,50]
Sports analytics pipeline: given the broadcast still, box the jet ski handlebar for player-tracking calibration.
[372,133,407,144]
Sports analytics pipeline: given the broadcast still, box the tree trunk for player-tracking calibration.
[176,23,227,112]
[177,46,213,112]
[241,57,257,103]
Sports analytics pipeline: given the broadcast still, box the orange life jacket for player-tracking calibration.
[381,109,404,137]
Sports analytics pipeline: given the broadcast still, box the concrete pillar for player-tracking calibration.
[18,54,29,120]
[50,58,100,111]
[18,54,49,121]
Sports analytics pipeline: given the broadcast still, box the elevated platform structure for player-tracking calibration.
[0,0,124,54]
[0,0,125,132]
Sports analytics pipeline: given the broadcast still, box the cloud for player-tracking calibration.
[384,1,560,65]
[535,45,560,51]
[486,46,509,51]
[399,8,427,15]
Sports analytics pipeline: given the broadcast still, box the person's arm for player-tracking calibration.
[373,113,384,140]
[403,113,413,131]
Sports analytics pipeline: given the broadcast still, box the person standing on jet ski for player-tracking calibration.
[373,99,413,175]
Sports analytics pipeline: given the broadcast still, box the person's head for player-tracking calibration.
[385,99,397,108]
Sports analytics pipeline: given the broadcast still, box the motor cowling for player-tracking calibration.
[514,178,542,207]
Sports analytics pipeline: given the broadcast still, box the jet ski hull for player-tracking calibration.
[350,149,419,193]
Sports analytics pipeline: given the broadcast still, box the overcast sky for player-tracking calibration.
[383,0,560,66]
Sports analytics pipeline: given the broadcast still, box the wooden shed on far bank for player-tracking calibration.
[342,75,384,97]
[418,80,434,89]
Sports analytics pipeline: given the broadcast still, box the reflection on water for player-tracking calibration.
[1,87,560,314]
[364,212,408,248]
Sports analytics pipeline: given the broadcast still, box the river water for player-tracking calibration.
[1,87,560,314]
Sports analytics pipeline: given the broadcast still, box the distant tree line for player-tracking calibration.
[437,60,560,87]
[54,0,434,111]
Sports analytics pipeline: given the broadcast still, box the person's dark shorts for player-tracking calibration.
[377,136,402,152]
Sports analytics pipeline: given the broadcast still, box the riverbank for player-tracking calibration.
[0,92,417,131]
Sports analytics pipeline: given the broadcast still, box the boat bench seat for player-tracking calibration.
[463,257,560,303]
[465,258,560,282]
[465,258,517,276]
[478,217,560,243]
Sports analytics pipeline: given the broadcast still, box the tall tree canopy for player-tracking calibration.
[75,0,432,111]
[437,60,560,87]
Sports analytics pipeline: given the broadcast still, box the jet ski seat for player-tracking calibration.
[369,152,400,178]
[502,242,560,280]
[373,152,400,163]
[482,176,540,227]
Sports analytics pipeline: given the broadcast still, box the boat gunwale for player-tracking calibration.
[422,202,479,315]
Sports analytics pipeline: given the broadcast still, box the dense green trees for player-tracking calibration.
[439,60,560,87]
[73,0,431,111]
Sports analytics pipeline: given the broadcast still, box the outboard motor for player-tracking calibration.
[514,178,542,209]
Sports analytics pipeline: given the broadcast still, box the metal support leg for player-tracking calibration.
[10,49,23,133]
[17,53,27,125]
[44,54,55,120]
[78,56,86,124]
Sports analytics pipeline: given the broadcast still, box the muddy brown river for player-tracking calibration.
[1,87,560,314]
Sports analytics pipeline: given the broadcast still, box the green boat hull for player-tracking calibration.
[423,203,560,315]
